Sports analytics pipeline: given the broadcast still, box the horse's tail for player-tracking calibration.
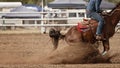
[49,28,65,50]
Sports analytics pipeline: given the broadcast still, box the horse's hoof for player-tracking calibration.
[102,51,107,56]
[49,29,55,37]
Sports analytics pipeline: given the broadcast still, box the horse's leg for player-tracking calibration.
[51,38,59,50]
[49,28,60,50]
[102,39,110,55]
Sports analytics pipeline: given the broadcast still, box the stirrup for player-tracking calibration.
[96,35,102,40]
[95,35,106,41]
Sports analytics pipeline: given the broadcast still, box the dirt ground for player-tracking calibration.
[0,30,120,68]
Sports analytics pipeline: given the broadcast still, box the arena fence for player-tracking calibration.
[0,11,86,33]
[0,12,119,33]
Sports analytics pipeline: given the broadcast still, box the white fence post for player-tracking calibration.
[40,0,45,33]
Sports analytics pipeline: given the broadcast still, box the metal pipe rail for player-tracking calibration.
[0,24,77,27]
[0,11,85,13]
[0,18,83,21]
[0,18,81,26]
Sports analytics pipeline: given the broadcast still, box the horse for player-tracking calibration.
[49,3,120,55]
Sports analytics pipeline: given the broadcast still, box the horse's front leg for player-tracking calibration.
[49,28,61,50]
[102,39,110,55]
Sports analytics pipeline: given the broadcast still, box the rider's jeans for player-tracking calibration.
[87,11,104,35]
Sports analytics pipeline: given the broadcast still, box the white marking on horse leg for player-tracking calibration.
[102,51,107,56]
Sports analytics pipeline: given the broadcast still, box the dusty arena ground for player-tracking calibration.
[0,29,120,68]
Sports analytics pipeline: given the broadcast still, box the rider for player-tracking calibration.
[86,0,104,40]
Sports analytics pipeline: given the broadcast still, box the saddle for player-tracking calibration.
[77,18,98,32]
[77,18,105,41]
